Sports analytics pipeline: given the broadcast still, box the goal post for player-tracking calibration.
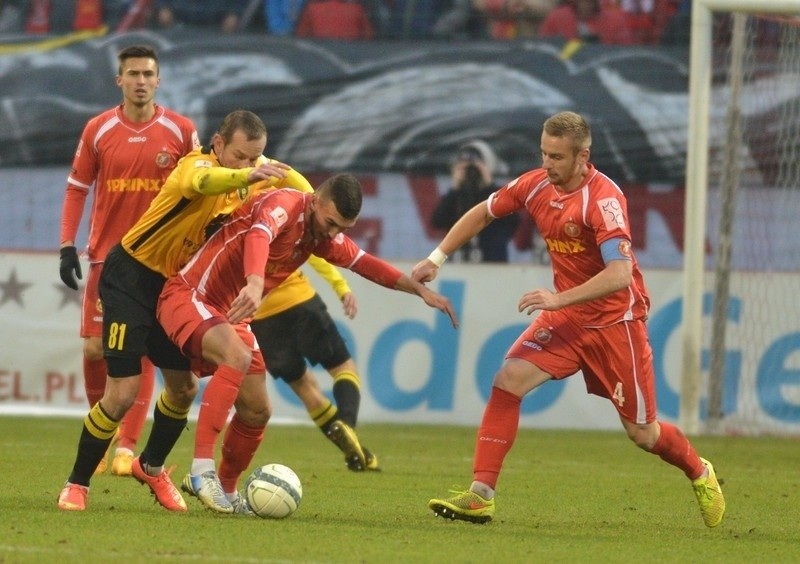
[681,0,800,435]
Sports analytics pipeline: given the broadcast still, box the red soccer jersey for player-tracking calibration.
[60,104,198,262]
[488,163,650,327]
[176,189,375,313]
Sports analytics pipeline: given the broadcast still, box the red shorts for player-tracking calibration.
[80,263,103,338]
[157,278,265,376]
[506,309,656,425]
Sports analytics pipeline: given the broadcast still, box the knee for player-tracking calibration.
[82,338,104,362]
[490,358,551,398]
[163,370,199,407]
[492,365,532,398]
[626,425,659,451]
[237,400,271,427]
[252,403,271,427]
[222,344,253,374]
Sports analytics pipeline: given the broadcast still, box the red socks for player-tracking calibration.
[650,421,705,480]
[218,414,265,493]
[82,357,106,407]
[118,357,155,450]
[472,388,704,487]
[473,386,522,489]
[194,364,245,459]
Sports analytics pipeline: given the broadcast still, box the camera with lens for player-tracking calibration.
[462,163,483,191]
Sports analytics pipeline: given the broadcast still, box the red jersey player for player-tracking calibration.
[157,173,458,514]
[58,45,198,477]
[414,111,725,528]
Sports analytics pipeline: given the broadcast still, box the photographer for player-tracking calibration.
[431,140,519,263]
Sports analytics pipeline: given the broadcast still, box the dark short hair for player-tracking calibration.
[317,173,362,220]
[117,45,158,75]
[217,110,267,144]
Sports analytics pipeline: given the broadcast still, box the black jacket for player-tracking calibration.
[431,183,519,263]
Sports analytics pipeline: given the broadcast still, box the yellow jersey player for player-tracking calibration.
[58,44,198,478]
[57,109,304,512]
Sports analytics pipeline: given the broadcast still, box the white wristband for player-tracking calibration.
[427,247,448,267]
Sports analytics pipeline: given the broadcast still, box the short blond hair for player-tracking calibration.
[543,111,591,154]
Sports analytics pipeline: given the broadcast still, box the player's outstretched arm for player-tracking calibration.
[248,161,291,184]
[413,202,495,283]
[518,259,633,315]
[411,258,439,283]
[192,161,290,196]
[348,253,458,328]
[401,276,459,329]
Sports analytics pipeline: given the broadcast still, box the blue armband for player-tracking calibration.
[599,237,632,265]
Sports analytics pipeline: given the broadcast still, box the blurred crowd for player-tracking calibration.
[0,0,695,46]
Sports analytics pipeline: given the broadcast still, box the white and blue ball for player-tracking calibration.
[245,463,302,519]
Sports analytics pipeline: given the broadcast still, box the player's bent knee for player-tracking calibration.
[161,369,199,406]
[625,425,658,450]
[236,401,271,427]
[213,343,252,374]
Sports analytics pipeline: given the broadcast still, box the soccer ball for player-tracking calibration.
[245,463,302,519]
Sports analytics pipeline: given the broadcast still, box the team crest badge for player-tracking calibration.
[564,222,581,238]
[95,299,103,314]
[534,328,552,343]
[619,240,632,257]
[155,152,171,168]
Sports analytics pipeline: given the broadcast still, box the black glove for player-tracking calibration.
[59,246,82,290]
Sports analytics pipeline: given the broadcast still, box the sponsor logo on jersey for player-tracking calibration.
[236,186,249,201]
[194,159,213,168]
[549,200,564,209]
[128,136,147,143]
[544,238,586,254]
[265,260,296,274]
[155,152,171,168]
[521,340,543,351]
[106,178,161,192]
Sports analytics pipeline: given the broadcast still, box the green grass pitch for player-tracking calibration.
[1,416,798,563]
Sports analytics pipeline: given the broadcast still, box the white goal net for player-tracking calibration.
[685,5,800,436]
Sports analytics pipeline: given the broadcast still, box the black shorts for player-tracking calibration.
[250,293,351,383]
[99,244,190,377]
